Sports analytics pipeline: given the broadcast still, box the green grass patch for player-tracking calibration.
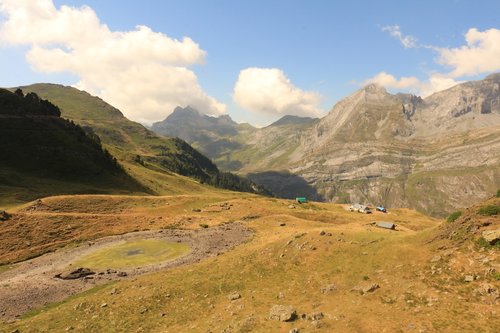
[475,237,500,250]
[477,205,500,216]
[496,189,500,198]
[0,265,11,274]
[446,211,462,223]
[71,239,190,270]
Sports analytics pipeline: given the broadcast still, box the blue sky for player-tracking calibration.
[1,0,499,126]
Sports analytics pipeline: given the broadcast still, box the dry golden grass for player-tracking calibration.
[1,194,499,332]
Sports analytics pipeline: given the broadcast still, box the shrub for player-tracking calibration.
[199,223,209,229]
[496,189,500,197]
[477,205,500,216]
[446,211,462,223]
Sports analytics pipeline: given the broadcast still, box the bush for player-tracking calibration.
[199,223,209,229]
[496,189,500,197]
[477,205,500,216]
[446,211,462,223]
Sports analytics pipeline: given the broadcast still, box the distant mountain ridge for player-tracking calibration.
[151,73,500,217]
[6,84,270,203]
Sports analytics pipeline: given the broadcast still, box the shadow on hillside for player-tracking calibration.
[246,171,324,202]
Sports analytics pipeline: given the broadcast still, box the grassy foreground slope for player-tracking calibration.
[1,193,498,332]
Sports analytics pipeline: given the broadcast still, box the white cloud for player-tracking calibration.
[364,72,420,90]
[437,28,500,78]
[369,27,499,97]
[233,67,323,118]
[382,25,417,48]
[0,0,225,124]
[418,73,461,97]
[364,71,460,97]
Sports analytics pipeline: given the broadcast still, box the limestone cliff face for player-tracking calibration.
[287,74,500,216]
[151,74,500,217]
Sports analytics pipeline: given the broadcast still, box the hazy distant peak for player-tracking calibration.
[269,115,318,127]
[361,83,388,94]
[484,72,500,82]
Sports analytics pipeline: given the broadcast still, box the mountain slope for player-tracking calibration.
[14,84,268,199]
[0,88,145,207]
[152,106,256,162]
[153,74,500,217]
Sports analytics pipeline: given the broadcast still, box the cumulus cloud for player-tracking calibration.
[363,72,420,90]
[0,0,225,124]
[233,68,323,118]
[364,71,460,97]
[382,25,417,48]
[368,27,499,97]
[437,28,500,78]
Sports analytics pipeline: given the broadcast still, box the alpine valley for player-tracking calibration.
[152,73,500,217]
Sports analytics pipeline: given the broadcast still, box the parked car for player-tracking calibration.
[376,206,387,213]
[359,206,372,214]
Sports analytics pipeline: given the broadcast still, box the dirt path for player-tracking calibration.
[0,222,252,322]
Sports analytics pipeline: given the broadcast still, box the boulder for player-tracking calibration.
[482,230,500,245]
[320,284,337,294]
[54,267,95,280]
[0,210,11,221]
[351,283,380,295]
[269,305,296,322]
[228,292,241,301]
[308,312,324,320]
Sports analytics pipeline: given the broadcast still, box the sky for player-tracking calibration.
[0,0,499,126]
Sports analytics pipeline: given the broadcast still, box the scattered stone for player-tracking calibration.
[321,284,337,294]
[269,304,297,322]
[288,205,296,209]
[117,271,128,277]
[352,283,380,295]
[464,275,475,282]
[54,267,95,280]
[289,329,299,333]
[110,288,117,295]
[319,230,326,236]
[192,208,201,212]
[277,292,285,299]
[280,223,286,227]
[228,292,241,301]
[308,312,324,320]
[101,303,108,308]
[381,296,396,304]
[481,230,500,245]
[0,210,11,221]
[474,283,498,298]
[430,255,441,263]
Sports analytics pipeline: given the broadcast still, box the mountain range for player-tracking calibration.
[152,73,500,217]
[0,84,268,207]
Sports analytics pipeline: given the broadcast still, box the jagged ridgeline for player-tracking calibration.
[0,88,146,204]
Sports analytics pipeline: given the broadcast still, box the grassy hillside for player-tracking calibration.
[0,89,146,208]
[1,193,498,332]
[13,84,268,198]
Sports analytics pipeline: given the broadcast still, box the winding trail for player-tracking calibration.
[0,222,252,321]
